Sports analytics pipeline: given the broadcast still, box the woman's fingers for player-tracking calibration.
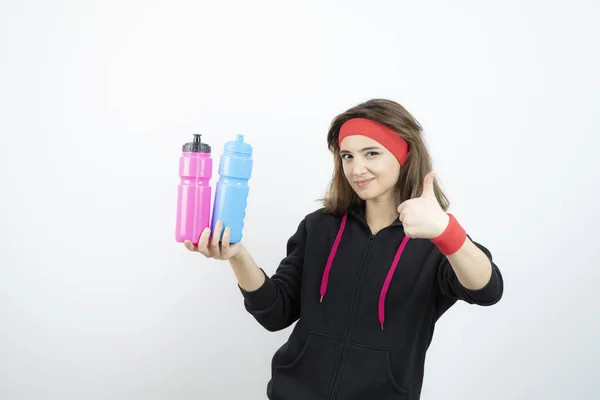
[184,240,197,252]
[184,223,239,261]
[210,221,223,254]
[220,227,231,257]
[197,227,211,256]
[185,222,234,260]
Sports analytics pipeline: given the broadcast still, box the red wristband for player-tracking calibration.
[430,213,467,255]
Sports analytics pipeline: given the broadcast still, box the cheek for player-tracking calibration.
[342,162,353,181]
[373,161,400,185]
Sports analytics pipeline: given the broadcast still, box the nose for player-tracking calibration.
[352,158,368,176]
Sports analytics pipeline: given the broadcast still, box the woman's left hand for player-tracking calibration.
[397,171,450,239]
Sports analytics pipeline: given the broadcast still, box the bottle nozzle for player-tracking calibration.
[236,134,244,142]
[182,133,211,153]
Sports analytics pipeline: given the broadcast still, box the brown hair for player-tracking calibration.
[320,98,450,215]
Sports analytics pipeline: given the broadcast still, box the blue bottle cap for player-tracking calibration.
[224,134,252,156]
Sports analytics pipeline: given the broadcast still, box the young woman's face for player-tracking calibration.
[339,135,401,202]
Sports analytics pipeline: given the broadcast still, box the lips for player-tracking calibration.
[355,178,374,188]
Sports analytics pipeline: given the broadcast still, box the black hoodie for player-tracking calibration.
[239,204,504,400]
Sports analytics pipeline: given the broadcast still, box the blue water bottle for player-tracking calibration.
[211,134,253,243]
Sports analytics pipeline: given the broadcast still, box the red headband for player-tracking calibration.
[338,118,410,165]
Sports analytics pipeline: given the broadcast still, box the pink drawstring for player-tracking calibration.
[320,210,410,330]
[320,211,348,302]
[378,236,410,330]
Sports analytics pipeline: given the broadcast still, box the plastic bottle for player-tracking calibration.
[211,134,253,243]
[175,134,212,245]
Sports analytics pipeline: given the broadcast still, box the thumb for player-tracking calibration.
[420,170,436,198]
[397,201,407,216]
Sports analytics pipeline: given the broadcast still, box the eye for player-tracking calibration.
[341,153,352,160]
[366,151,379,157]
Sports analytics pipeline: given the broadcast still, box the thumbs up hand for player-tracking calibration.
[397,171,450,239]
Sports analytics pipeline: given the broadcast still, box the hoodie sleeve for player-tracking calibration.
[436,236,504,306]
[237,218,306,332]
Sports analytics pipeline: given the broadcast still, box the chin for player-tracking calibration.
[352,183,395,202]
[353,187,381,201]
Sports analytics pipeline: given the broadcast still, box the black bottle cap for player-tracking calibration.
[182,134,211,153]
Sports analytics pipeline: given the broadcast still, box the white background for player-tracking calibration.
[1,0,599,399]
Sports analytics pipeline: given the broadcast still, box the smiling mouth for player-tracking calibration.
[355,178,374,187]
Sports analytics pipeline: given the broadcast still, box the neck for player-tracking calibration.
[365,195,398,234]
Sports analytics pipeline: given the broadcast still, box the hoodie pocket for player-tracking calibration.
[271,331,342,400]
[335,343,408,399]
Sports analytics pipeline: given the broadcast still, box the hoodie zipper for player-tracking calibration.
[326,233,376,400]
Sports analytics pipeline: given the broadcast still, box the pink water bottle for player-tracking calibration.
[176,134,212,245]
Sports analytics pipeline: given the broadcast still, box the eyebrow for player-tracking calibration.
[339,146,382,154]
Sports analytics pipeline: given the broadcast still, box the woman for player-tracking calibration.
[184,98,504,400]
